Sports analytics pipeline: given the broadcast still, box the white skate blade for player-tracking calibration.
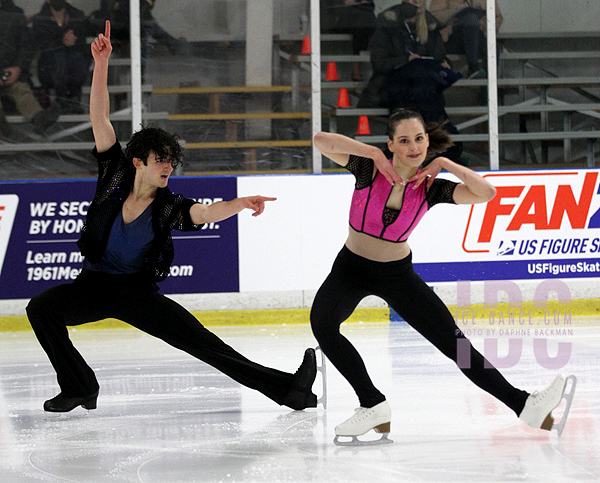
[553,375,577,437]
[315,346,327,409]
[334,432,393,446]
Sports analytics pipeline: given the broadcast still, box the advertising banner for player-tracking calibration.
[3,169,600,302]
[411,169,600,282]
[0,177,238,300]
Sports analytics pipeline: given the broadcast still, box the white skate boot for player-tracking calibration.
[334,400,393,446]
[519,374,577,436]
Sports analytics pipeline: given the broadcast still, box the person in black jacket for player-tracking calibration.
[32,0,91,113]
[359,0,462,162]
[26,21,318,414]
[0,0,59,140]
[88,0,185,78]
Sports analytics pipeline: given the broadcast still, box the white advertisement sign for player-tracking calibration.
[411,169,600,281]
[238,169,600,290]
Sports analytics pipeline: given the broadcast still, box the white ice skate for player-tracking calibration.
[519,374,577,436]
[315,346,327,409]
[333,400,393,446]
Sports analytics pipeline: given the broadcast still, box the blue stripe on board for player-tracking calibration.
[414,258,600,282]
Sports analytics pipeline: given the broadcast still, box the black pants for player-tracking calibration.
[446,12,487,70]
[310,246,529,413]
[27,269,294,404]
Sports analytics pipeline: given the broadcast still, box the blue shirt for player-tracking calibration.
[84,202,155,274]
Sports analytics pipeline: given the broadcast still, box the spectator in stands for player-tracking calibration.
[89,0,187,76]
[32,0,91,114]
[359,0,462,163]
[429,0,503,79]
[0,0,60,141]
[321,0,376,81]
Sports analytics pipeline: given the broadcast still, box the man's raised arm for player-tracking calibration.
[89,20,116,152]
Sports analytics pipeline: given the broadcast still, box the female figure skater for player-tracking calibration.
[26,21,317,414]
[311,108,573,444]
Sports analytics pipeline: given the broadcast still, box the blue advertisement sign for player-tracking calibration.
[0,177,239,300]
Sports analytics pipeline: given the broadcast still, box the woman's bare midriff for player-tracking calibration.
[345,227,412,262]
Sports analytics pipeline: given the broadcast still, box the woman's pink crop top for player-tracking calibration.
[346,155,458,243]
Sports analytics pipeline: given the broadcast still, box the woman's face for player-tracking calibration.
[387,118,429,168]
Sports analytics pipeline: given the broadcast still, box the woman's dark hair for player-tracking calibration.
[387,108,454,159]
[125,125,183,169]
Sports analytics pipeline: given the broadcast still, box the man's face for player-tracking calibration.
[135,152,174,189]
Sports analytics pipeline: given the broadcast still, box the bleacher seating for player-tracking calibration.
[277,30,600,168]
[2,30,599,177]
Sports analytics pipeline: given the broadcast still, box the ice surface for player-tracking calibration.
[1,320,598,482]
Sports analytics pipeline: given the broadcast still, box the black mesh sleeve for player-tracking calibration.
[169,196,204,232]
[345,155,375,190]
[426,178,459,208]
[91,141,129,203]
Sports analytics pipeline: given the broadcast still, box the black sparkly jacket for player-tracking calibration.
[77,142,203,282]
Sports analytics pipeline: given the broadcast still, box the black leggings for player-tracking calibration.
[27,269,294,404]
[310,246,529,414]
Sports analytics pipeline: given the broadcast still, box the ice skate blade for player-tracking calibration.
[334,433,393,446]
[315,346,327,409]
[553,375,577,437]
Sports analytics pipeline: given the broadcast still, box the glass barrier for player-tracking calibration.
[1,0,598,180]
[1,0,314,179]
[319,0,600,170]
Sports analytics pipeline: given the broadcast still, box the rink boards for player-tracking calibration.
[1,168,600,304]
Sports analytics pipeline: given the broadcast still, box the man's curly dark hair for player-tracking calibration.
[124,125,183,170]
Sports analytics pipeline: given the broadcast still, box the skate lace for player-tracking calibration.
[530,385,552,406]
[347,407,374,423]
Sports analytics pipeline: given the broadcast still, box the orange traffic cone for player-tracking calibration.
[325,62,339,81]
[357,115,370,135]
[301,36,310,54]
[337,88,350,108]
